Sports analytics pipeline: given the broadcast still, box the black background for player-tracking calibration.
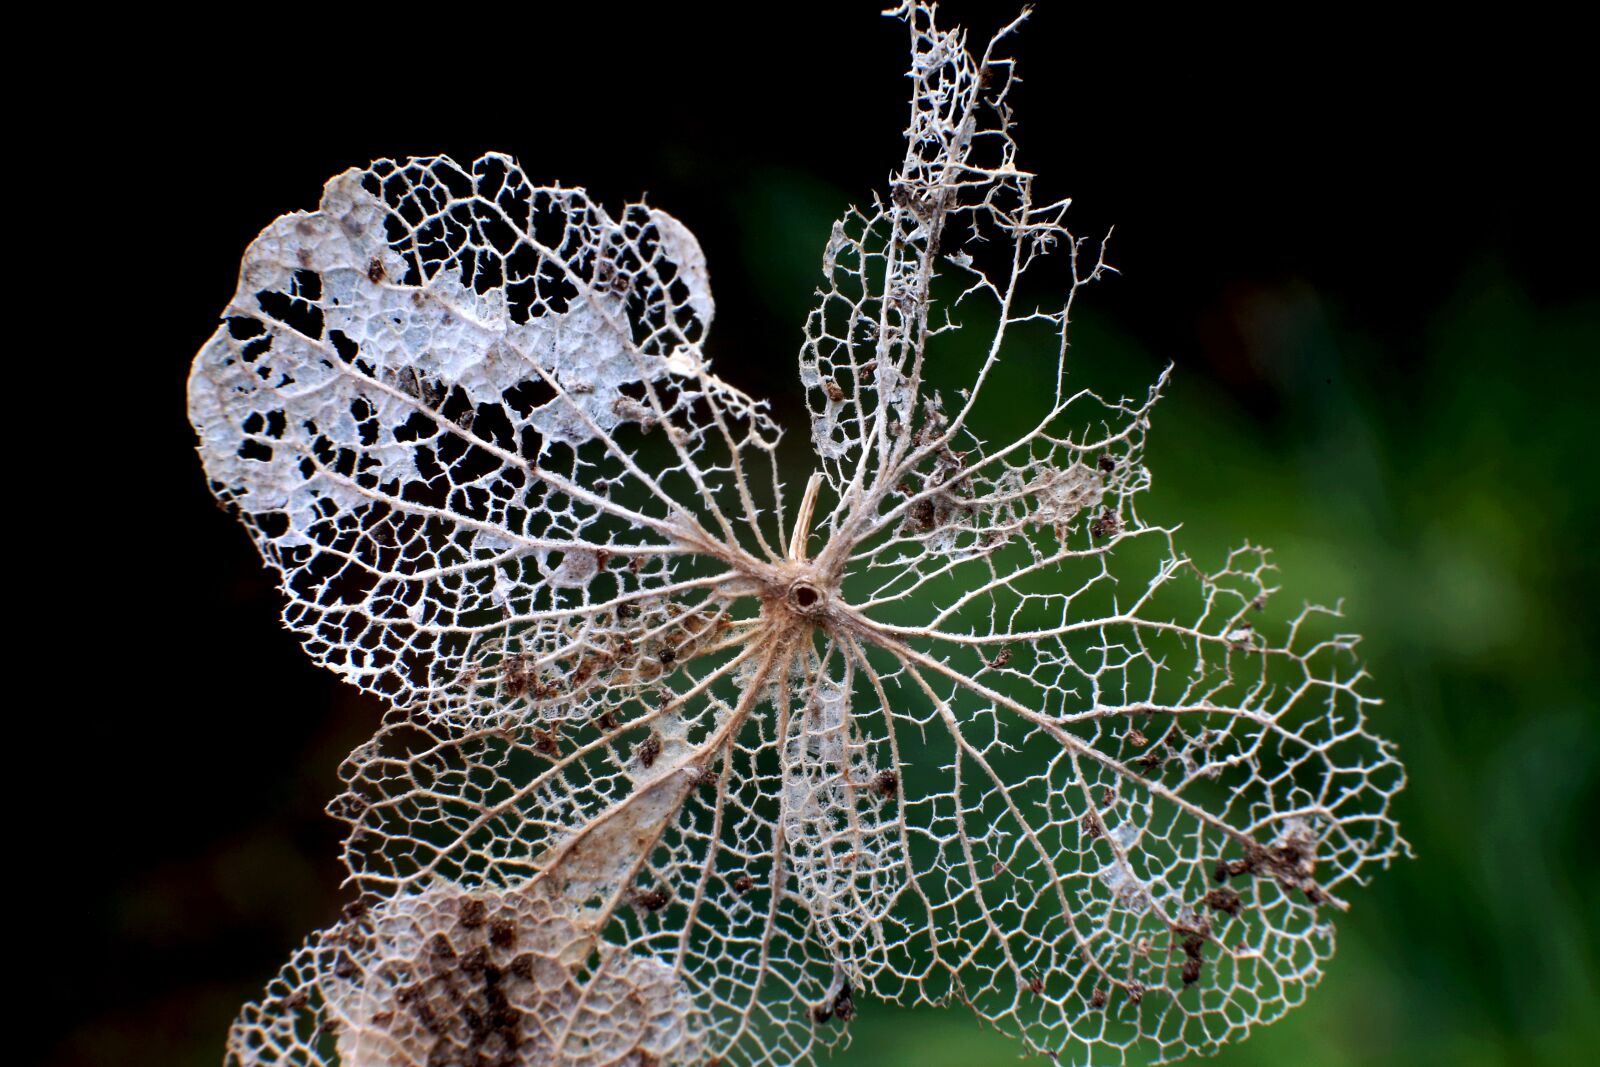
[37,4,1592,1065]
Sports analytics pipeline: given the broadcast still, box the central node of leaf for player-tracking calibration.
[786,578,828,617]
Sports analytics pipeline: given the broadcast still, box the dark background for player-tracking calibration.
[40,4,1595,1065]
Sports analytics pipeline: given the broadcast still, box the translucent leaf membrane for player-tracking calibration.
[198,5,1406,1066]
[304,633,870,1067]
[230,884,705,1067]
[189,153,783,724]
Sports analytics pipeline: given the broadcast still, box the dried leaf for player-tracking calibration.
[194,6,1408,1066]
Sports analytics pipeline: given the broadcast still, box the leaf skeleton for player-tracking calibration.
[188,4,1408,1065]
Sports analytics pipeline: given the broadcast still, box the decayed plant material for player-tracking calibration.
[189,5,1407,1064]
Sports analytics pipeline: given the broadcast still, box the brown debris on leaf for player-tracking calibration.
[232,883,705,1067]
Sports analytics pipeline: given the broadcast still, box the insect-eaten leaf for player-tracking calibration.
[194,5,1408,1066]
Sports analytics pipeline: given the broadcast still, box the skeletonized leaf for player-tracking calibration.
[195,6,1407,1066]
[189,155,781,724]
